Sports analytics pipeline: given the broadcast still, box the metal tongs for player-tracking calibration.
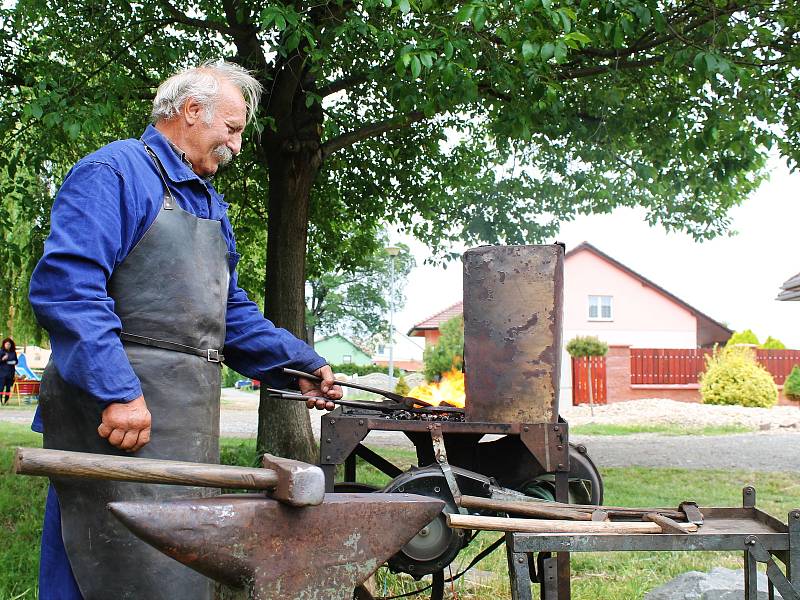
[267,367,463,414]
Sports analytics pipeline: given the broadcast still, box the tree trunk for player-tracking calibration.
[256,130,322,463]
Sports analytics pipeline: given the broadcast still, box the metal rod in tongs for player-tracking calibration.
[282,367,438,408]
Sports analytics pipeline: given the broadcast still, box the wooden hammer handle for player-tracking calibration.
[15,447,279,490]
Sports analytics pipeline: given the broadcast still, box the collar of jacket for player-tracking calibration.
[140,124,208,185]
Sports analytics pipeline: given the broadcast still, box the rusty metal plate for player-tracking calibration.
[463,245,564,423]
[109,493,443,600]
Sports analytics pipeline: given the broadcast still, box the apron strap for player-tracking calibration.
[141,141,175,210]
[120,332,224,363]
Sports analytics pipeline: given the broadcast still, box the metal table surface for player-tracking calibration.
[504,488,800,600]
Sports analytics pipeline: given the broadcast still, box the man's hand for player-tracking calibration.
[97,395,152,452]
[302,365,343,411]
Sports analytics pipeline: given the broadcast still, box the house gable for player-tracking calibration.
[565,242,731,347]
[314,335,372,366]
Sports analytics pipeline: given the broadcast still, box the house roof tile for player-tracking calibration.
[408,301,464,335]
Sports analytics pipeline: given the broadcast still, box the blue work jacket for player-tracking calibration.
[29,125,325,424]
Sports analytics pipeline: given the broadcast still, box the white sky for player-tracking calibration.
[392,156,800,349]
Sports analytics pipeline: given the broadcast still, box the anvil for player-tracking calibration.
[109,493,443,599]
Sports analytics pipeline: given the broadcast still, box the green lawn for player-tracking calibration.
[570,423,756,436]
[1,423,798,599]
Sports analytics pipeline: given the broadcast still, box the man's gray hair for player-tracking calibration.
[151,60,262,125]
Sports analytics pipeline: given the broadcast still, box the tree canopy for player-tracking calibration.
[2,0,798,459]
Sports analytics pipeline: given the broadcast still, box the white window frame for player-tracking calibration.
[588,295,613,321]
[342,354,352,364]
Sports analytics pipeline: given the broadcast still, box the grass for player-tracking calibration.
[571,423,756,436]
[1,423,798,599]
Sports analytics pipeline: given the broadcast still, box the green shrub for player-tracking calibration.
[423,315,464,382]
[565,335,608,357]
[726,329,760,346]
[700,346,778,408]
[785,365,800,401]
[760,336,786,350]
[395,374,410,396]
[222,365,245,388]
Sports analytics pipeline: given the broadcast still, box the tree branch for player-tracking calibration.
[558,56,664,81]
[158,0,237,35]
[321,111,426,158]
[0,69,25,87]
[318,73,369,97]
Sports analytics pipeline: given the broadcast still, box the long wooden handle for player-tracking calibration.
[447,513,698,534]
[14,447,279,490]
[459,495,593,521]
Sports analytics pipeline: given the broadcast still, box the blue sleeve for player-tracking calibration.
[28,162,143,405]
[219,227,327,389]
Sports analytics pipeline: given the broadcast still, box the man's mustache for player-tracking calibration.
[213,145,234,167]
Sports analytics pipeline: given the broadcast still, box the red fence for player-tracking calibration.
[571,356,607,405]
[630,348,800,385]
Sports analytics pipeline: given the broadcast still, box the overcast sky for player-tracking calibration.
[393,156,800,349]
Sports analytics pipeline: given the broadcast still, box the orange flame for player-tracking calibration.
[408,369,466,408]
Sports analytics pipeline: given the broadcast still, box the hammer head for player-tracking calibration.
[261,453,325,507]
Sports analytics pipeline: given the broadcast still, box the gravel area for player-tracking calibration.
[560,398,800,430]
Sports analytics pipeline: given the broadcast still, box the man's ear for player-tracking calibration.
[183,98,203,125]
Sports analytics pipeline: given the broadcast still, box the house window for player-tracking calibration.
[377,345,385,354]
[588,295,613,321]
[342,355,352,364]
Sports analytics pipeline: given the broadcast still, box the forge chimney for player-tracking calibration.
[463,245,564,423]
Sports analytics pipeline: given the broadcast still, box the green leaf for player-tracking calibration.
[29,103,43,119]
[540,42,555,60]
[522,41,536,61]
[410,55,422,78]
[275,14,286,30]
[455,5,474,22]
[559,10,571,33]
[541,0,552,9]
[472,7,487,31]
[554,40,567,62]
[398,0,411,14]
[565,31,591,46]
[444,40,454,59]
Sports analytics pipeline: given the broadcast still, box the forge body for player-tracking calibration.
[318,245,601,594]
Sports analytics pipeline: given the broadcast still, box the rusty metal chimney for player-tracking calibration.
[463,245,564,423]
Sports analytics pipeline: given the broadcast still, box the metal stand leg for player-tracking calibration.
[790,510,800,588]
[539,552,559,600]
[506,533,533,600]
[745,545,759,600]
[554,470,571,599]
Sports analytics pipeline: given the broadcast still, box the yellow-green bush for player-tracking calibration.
[785,365,800,401]
[700,346,778,408]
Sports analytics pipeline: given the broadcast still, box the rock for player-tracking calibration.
[644,567,782,599]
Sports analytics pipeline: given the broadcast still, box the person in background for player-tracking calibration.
[0,337,17,405]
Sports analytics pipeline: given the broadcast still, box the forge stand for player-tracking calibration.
[319,406,589,597]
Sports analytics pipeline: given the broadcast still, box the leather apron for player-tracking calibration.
[40,142,229,600]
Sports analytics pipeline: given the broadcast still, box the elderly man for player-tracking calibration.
[28,60,341,600]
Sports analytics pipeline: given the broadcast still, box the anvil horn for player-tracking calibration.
[109,493,443,600]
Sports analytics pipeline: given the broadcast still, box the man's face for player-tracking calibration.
[184,80,246,177]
